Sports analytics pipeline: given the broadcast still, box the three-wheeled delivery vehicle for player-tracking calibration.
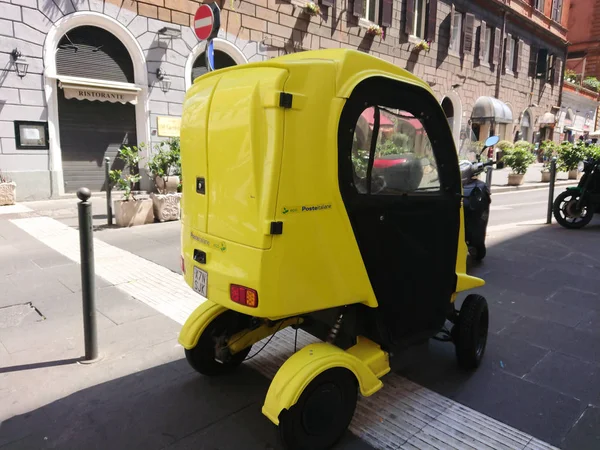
[178,49,489,450]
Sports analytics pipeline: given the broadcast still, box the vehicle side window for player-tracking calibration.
[351,106,441,195]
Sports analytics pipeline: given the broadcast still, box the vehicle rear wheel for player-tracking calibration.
[279,368,358,450]
[185,310,252,376]
[553,190,594,229]
[454,294,488,370]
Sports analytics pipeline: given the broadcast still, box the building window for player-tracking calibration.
[534,0,543,13]
[405,0,437,42]
[449,9,462,54]
[505,35,516,74]
[414,0,427,38]
[552,0,563,22]
[480,22,492,65]
[362,0,377,22]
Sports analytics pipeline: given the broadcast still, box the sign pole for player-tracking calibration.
[194,3,220,73]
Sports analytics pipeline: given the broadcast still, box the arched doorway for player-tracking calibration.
[520,110,532,142]
[185,38,248,89]
[55,26,137,192]
[440,92,462,149]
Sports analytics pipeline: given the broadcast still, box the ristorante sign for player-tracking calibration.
[61,85,138,105]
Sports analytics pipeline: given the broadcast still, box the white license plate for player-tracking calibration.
[193,267,208,297]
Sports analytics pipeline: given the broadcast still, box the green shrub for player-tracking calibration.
[503,146,536,175]
[557,142,585,171]
[110,144,144,201]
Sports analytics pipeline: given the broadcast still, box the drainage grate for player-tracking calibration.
[0,303,45,329]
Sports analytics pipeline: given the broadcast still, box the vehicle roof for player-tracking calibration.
[192,49,433,98]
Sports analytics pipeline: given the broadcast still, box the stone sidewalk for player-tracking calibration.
[489,163,577,193]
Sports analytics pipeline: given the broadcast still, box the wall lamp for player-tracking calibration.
[156,68,172,93]
[157,26,181,38]
[11,49,29,78]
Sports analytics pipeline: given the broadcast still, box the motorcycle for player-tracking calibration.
[553,157,600,229]
[459,135,499,261]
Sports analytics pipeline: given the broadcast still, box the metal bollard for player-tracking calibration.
[104,157,113,226]
[485,166,493,190]
[546,157,557,224]
[77,188,99,362]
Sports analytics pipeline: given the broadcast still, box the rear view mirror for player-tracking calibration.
[484,136,500,148]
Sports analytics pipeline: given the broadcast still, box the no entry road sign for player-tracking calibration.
[194,3,220,41]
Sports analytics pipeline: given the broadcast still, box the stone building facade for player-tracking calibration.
[0,0,569,200]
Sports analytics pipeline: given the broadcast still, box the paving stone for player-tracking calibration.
[95,286,159,325]
[490,291,591,327]
[561,406,600,450]
[42,264,112,292]
[525,351,600,405]
[550,287,600,312]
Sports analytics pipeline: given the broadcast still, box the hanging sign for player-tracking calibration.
[194,3,220,41]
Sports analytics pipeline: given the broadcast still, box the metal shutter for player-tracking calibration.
[58,87,136,193]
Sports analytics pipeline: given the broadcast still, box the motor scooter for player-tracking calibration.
[459,135,499,261]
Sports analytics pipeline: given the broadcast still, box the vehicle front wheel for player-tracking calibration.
[454,294,488,370]
[185,310,252,376]
[553,190,594,229]
[468,244,486,261]
[279,368,358,450]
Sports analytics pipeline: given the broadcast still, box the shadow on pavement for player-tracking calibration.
[397,219,600,449]
[0,358,369,450]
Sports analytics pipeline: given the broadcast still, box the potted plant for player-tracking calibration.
[109,144,154,227]
[304,1,320,16]
[495,140,514,169]
[502,143,535,186]
[147,137,182,222]
[415,40,430,52]
[557,141,585,179]
[366,24,383,37]
[539,140,558,182]
[0,171,16,206]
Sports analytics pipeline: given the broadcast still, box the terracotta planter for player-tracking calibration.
[568,169,581,180]
[151,193,181,222]
[541,171,551,182]
[114,198,154,227]
[155,176,180,194]
[507,174,524,186]
[0,182,16,206]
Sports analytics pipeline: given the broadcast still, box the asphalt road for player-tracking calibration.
[489,187,563,226]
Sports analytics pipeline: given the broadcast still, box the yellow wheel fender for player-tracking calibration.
[262,340,388,425]
[178,300,227,350]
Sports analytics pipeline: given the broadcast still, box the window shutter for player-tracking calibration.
[405,0,415,35]
[492,27,501,65]
[516,39,523,74]
[553,56,562,84]
[546,54,554,82]
[463,13,475,53]
[449,4,455,46]
[478,20,486,62]
[426,0,438,42]
[380,0,393,27]
[353,0,363,18]
[320,0,334,8]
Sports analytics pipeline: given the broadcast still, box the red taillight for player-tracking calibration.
[373,158,407,168]
[180,255,185,274]
[230,285,259,308]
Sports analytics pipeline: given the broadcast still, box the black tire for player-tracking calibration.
[279,368,358,450]
[184,311,252,376]
[454,294,488,370]
[553,190,594,229]
[468,244,486,261]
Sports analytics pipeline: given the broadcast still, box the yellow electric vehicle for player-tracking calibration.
[178,49,489,450]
